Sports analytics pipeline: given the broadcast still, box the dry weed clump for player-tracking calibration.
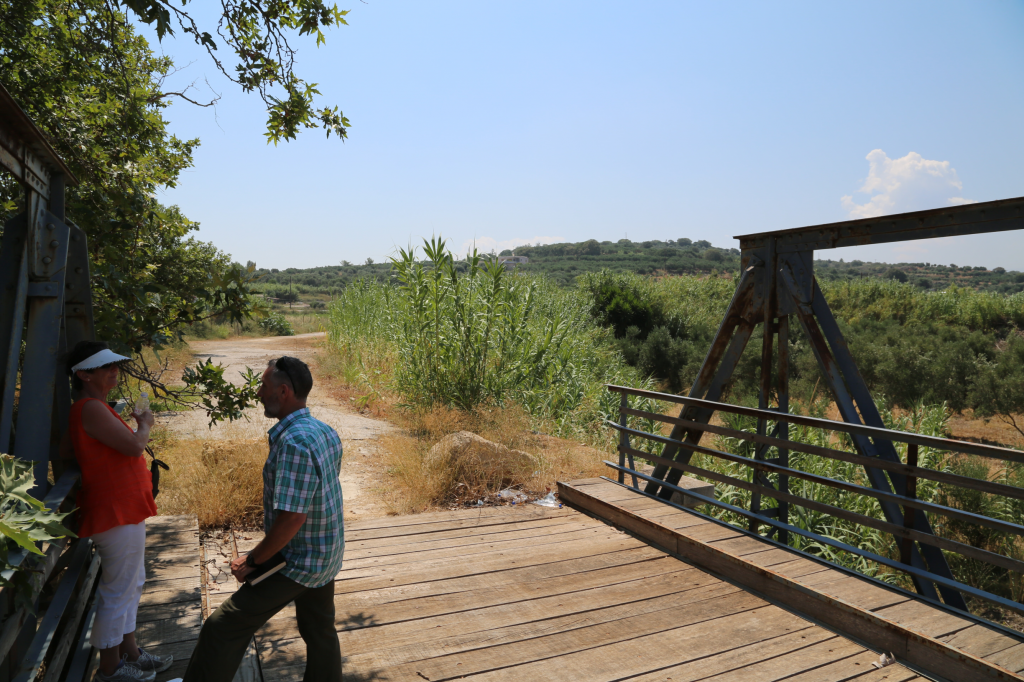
[156,437,267,529]
[378,404,610,515]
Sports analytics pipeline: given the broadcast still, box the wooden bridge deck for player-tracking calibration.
[256,502,926,681]
[136,480,1024,681]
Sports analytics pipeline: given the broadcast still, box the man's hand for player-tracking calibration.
[231,556,255,583]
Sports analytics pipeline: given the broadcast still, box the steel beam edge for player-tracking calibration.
[557,477,1024,682]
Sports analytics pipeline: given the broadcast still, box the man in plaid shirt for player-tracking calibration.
[182,357,344,682]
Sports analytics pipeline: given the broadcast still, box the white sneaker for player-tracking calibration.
[98,657,156,682]
[127,648,173,674]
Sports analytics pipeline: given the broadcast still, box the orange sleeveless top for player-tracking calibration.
[69,398,157,537]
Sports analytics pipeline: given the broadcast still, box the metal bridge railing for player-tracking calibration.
[603,383,1024,619]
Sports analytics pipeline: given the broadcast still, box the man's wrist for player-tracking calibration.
[245,552,257,568]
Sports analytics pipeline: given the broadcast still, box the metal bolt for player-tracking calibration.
[50,240,59,248]
[47,223,55,231]
[42,256,52,264]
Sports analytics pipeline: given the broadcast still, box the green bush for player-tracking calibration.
[258,313,294,336]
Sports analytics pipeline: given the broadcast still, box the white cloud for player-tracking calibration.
[460,235,565,255]
[840,150,975,219]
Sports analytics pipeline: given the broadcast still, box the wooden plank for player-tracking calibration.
[136,602,203,624]
[808,575,910,612]
[146,563,202,582]
[345,517,593,555]
[263,559,710,641]
[135,614,202,647]
[326,580,750,674]
[145,531,201,549]
[873,600,974,639]
[323,569,733,659]
[345,505,574,533]
[779,649,912,682]
[334,535,651,591]
[941,624,1024,659]
[708,534,781,556]
[848,667,922,682]
[559,479,1021,682]
[341,523,620,567]
[346,511,577,542]
[447,606,817,682]
[140,582,202,605]
[289,593,784,680]
[698,635,867,681]
[345,524,629,569]
[744,547,815,568]
[625,630,838,682]
[676,521,745,544]
[146,515,198,532]
[985,643,1024,673]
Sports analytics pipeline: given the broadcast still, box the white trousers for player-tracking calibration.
[90,521,147,650]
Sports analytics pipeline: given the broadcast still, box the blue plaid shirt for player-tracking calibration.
[263,408,345,588]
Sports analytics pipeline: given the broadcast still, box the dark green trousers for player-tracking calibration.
[183,573,340,682]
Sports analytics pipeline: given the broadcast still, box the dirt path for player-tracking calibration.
[156,332,391,521]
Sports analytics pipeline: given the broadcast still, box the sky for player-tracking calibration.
[150,1,1024,270]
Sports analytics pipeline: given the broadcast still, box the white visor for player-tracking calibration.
[71,349,131,372]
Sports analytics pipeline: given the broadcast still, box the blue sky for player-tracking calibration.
[153,1,1024,270]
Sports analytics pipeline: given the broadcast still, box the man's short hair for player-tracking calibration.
[267,356,313,400]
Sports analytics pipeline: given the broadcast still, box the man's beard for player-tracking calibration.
[262,396,281,419]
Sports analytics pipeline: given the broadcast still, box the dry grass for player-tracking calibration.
[378,404,610,515]
[155,435,267,530]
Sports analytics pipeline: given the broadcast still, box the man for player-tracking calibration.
[181,356,345,682]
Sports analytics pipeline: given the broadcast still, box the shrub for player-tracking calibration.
[258,313,294,336]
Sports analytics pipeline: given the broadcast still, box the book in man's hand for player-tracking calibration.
[245,552,287,586]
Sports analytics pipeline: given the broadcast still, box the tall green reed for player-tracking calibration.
[325,238,659,438]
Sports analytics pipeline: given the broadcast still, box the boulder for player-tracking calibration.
[425,431,538,488]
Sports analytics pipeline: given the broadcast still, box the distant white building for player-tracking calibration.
[498,254,529,269]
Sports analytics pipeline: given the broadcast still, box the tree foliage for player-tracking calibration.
[0,0,264,413]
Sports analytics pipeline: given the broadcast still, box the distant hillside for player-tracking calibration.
[250,237,1024,299]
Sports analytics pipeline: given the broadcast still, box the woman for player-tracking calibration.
[65,341,172,682]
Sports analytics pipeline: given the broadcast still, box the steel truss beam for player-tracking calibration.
[643,198,1024,611]
[0,85,89,501]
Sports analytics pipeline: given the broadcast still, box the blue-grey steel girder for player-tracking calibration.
[0,82,84,498]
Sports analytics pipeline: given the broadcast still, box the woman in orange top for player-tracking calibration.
[65,341,171,682]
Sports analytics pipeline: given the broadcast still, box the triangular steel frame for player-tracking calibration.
[645,197,1024,609]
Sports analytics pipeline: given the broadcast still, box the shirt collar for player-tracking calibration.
[268,407,311,446]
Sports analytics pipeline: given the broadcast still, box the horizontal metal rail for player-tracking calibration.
[607,420,1024,537]
[617,443,1024,574]
[599,464,1024,618]
[608,384,1024,463]
[622,406,1024,501]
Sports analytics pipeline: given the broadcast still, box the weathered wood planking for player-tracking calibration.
[246,500,915,681]
[560,477,1024,681]
[141,515,203,682]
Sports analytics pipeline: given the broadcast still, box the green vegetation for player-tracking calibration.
[263,236,1024,297]
[325,239,658,438]
[0,456,75,609]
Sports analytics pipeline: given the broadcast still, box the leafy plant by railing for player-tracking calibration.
[0,455,75,610]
